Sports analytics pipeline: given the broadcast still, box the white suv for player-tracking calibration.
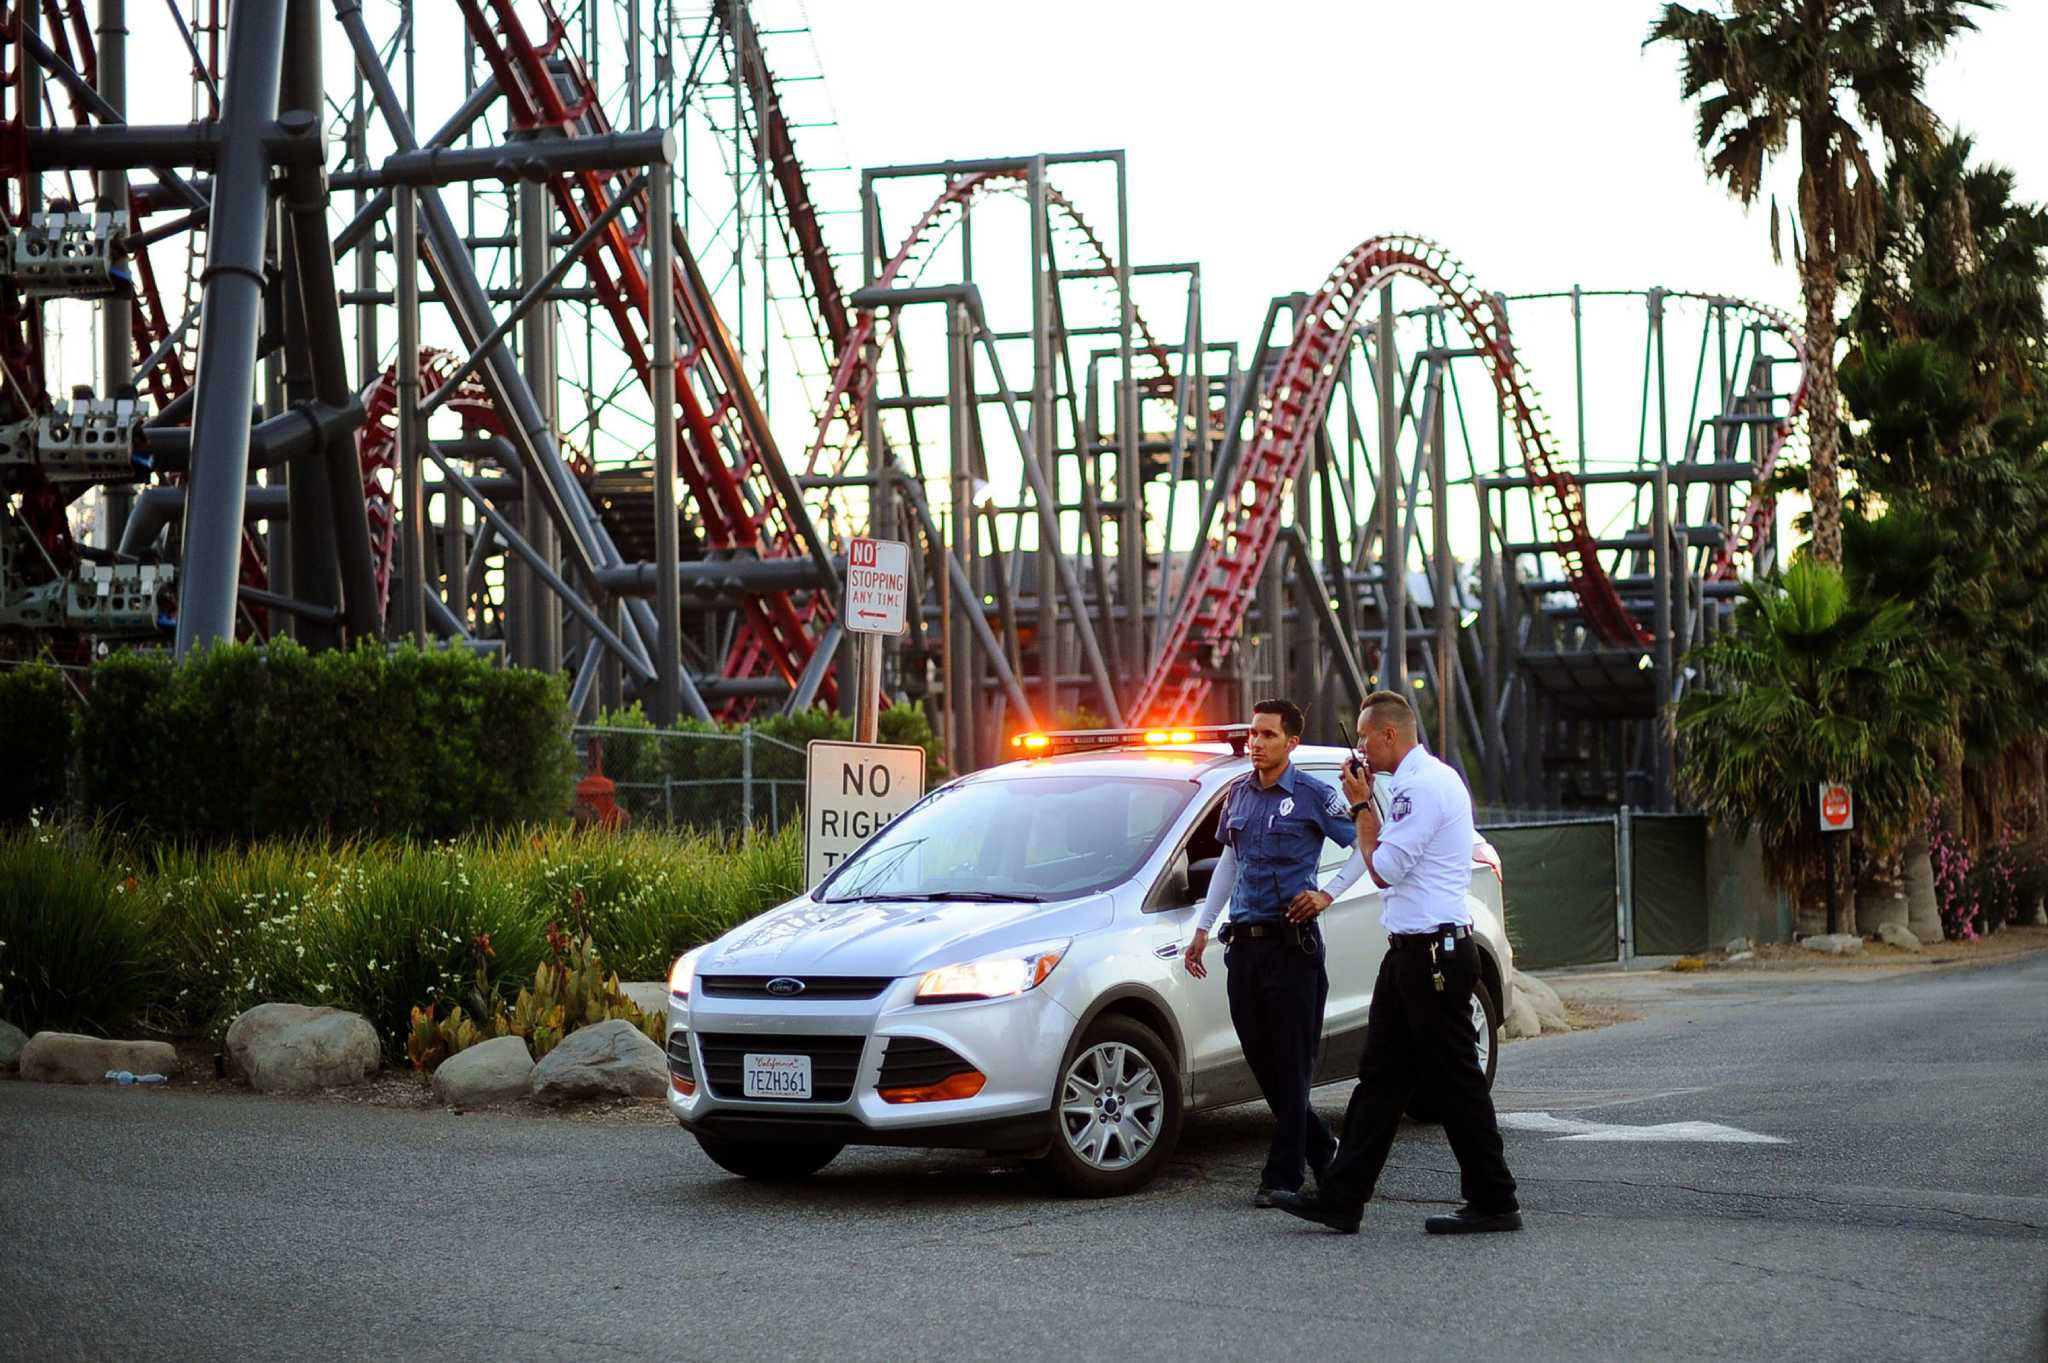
[666,732,1513,1197]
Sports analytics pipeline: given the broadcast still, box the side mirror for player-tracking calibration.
[1187,856,1220,902]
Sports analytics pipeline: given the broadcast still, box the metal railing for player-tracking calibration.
[573,725,809,834]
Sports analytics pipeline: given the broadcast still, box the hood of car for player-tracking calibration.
[701,892,1115,979]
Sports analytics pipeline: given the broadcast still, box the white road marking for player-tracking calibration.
[1500,1111,1787,1144]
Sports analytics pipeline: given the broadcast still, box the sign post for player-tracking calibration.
[804,739,925,886]
[1817,782,1854,935]
[844,536,909,744]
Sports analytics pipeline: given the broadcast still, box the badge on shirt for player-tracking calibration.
[1279,797,1295,816]
[1391,793,1412,821]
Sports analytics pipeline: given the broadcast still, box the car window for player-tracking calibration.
[819,775,1196,903]
[1301,767,1355,873]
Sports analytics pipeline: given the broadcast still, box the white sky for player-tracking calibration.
[807,0,2047,348]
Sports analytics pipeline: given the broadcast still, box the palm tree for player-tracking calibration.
[1675,559,1949,932]
[1647,0,1991,568]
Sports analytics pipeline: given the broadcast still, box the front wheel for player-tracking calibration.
[693,1134,843,1182]
[1026,1015,1183,1198]
[1405,975,1501,1123]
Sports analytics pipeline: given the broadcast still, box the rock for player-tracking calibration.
[1902,834,1944,945]
[1510,970,1571,1034]
[527,1019,666,1104]
[0,1019,26,1071]
[1500,990,1541,1041]
[1726,951,1755,963]
[2028,897,2047,928]
[618,981,670,1021]
[432,1035,535,1107]
[225,1003,380,1094]
[1876,922,1922,953]
[1724,937,1753,956]
[19,1032,180,1085]
[1800,933,1865,956]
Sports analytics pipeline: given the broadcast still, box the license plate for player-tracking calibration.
[742,1053,812,1099]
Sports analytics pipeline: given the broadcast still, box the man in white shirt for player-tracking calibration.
[1270,690,1521,1236]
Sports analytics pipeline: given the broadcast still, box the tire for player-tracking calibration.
[1405,975,1501,1124]
[1026,1015,1184,1198]
[693,1134,843,1182]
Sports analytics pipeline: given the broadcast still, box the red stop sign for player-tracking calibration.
[1819,783,1853,830]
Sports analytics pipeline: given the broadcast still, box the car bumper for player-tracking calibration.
[666,981,1077,1152]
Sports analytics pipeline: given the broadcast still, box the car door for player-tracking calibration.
[1144,790,1258,1107]
[1300,765,1387,1082]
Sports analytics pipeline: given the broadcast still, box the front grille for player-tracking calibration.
[697,1033,867,1102]
[877,1036,976,1090]
[698,975,894,1001]
[666,1030,694,1084]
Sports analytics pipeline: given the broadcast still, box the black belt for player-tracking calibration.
[1388,924,1471,951]
[1219,921,1314,944]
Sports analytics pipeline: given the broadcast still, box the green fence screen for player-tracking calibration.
[1630,814,1710,955]
[1481,820,1618,969]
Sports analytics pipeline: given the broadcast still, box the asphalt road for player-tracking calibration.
[4,954,2045,1363]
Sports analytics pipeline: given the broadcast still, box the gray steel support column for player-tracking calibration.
[517,178,561,671]
[176,0,287,657]
[280,0,340,648]
[1652,291,1675,810]
[1114,153,1142,682]
[1478,487,1505,801]
[1430,362,1454,758]
[649,164,682,725]
[947,298,977,771]
[1377,286,1405,691]
[397,183,425,647]
[96,0,131,549]
[442,490,467,628]
[1027,156,1060,717]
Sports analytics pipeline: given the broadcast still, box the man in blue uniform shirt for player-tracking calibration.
[1270,689,1521,1236]
[1182,698,1358,1206]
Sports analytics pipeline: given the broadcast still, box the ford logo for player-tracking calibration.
[765,977,805,997]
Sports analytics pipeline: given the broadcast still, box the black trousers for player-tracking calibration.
[1224,931,1336,1191]
[1320,937,1518,1214]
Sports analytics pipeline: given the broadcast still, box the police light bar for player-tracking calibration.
[1010,725,1252,756]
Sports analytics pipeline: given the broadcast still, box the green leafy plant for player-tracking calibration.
[0,820,160,1035]
[0,662,74,823]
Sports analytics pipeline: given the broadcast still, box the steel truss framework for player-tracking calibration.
[0,0,1805,812]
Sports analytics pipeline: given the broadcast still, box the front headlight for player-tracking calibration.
[668,945,708,1001]
[915,941,1069,1005]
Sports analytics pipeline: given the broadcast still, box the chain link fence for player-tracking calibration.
[573,725,811,835]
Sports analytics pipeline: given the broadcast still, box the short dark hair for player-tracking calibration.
[1251,697,1304,738]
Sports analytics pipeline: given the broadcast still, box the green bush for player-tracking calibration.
[0,663,74,823]
[0,822,160,1034]
[79,641,574,844]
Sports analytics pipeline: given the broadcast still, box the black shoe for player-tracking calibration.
[1423,1204,1522,1235]
[1252,1186,1297,1209]
[1268,1190,1362,1234]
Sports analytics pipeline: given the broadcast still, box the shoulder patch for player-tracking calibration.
[1390,792,1414,822]
[1325,786,1350,817]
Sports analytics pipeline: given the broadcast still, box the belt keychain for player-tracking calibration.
[1427,942,1445,993]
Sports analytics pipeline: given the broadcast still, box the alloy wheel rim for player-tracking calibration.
[1472,994,1492,1074]
[1059,1041,1164,1171]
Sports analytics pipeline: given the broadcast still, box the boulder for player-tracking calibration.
[19,1032,179,1085]
[1876,922,1922,953]
[1800,933,1865,956]
[1500,990,1541,1041]
[0,1019,26,1071]
[1510,970,1571,1034]
[1726,951,1755,964]
[432,1035,535,1107]
[226,1003,380,1094]
[527,1018,665,1104]
[1724,937,1753,957]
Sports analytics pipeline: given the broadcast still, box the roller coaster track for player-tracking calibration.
[1134,236,1813,726]
[1676,293,1808,579]
[718,167,1181,697]
[460,0,830,706]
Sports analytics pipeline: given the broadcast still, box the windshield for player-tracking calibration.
[819,774,1196,903]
